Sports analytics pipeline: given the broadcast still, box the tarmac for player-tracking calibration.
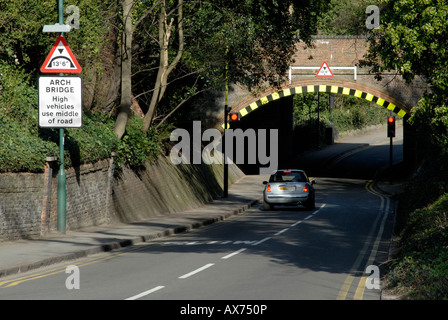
[0,133,407,280]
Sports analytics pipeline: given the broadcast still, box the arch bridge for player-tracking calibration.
[221,36,429,169]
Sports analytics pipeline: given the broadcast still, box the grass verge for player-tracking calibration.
[384,160,448,299]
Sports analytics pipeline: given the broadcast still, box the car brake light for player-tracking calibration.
[283,170,291,173]
[267,185,271,192]
[303,185,309,192]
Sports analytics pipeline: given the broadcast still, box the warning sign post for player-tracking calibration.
[39,76,82,128]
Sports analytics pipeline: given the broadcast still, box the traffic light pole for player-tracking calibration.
[223,105,229,198]
[389,136,394,184]
[390,137,393,168]
[387,113,395,185]
[223,47,229,198]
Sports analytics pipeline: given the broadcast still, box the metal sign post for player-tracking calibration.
[57,0,66,234]
[40,0,81,233]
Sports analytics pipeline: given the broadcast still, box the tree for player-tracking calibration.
[0,0,56,70]
[361,0,448,154]
[141,0,184,134]
[114,0,160,139]
[134,0,329,131]
[113,0,134,139]
[316,0,381,35]
[0,0,119,116]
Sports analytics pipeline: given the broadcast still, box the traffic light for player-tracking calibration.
[229,112,240,123]
[387,116,395,138]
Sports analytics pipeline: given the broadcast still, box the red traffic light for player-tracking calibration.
[387,116,396,137]
[229,112,240,122]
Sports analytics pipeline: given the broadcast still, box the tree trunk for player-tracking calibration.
[114,0,134,139]
[142,0,184,134]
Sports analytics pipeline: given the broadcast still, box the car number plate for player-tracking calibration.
[279,186,295,191]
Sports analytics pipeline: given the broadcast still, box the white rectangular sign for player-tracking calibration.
[39,76,82,128]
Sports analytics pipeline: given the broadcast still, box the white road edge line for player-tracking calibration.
[222,248,247,259]
[275,228,289,236]
[307,204,327,218]
[125,285,165,300]
[252,237,271,246]
[178,263,215,279]
[313,203,326,214]
[291,204,326,227]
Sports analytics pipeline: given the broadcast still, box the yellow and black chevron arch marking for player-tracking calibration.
[232,85,410,124]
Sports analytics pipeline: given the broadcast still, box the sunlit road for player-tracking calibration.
[0,128,401,301]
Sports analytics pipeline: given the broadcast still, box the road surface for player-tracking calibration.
[0,126,402,303]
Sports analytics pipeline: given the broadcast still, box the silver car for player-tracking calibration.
[262,170,316,211]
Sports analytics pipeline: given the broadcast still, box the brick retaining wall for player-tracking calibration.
[0,173,44,240]
[0,156,243,242]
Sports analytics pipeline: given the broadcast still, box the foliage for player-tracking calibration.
[114,116,163,169]
[363,0,448,299]
[293,93,390,133]
[362,0,448,154]
[317,0,381,35]
[0,117,57,172]
[0,63,38,129]
[385,193,448,299]
[187,0,329,89]
[0,0,112,76]
[1,0,331,131]
[132,0,329,128]
[292,92,390,151]
[0,61,156,172]
[64,117,119,167]
[0,0,56,69]
[364,0,448,89]
[0,62,55,172]
[409,93,448,157]
[0,0,329,172]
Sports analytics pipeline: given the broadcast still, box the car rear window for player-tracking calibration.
[269,171,306,182]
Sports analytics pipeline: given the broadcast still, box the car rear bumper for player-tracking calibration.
[264,194,309,205]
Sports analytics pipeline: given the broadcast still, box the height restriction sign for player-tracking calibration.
[316,61,333,77]
[40,36,82,73]
[39,76,82,128]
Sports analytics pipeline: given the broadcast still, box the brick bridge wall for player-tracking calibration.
[223,36,429,126]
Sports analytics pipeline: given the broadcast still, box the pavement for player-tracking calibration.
[0,127,408,280]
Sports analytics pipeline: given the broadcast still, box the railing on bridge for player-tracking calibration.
[289,65,358,82]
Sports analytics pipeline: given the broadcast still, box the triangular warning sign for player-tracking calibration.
[316,61,333,77]
[40,36,82,73]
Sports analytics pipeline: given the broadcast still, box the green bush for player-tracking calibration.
[0,63,57,172]
[0,63,163,172]
[385,192,448,299]
[114,117,162,169]
[0,117,57,172]
[64,116,120,167]
[293,93,390,134]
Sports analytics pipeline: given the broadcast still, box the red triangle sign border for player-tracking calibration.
[40,36,82,73]
[316,61,333,77]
